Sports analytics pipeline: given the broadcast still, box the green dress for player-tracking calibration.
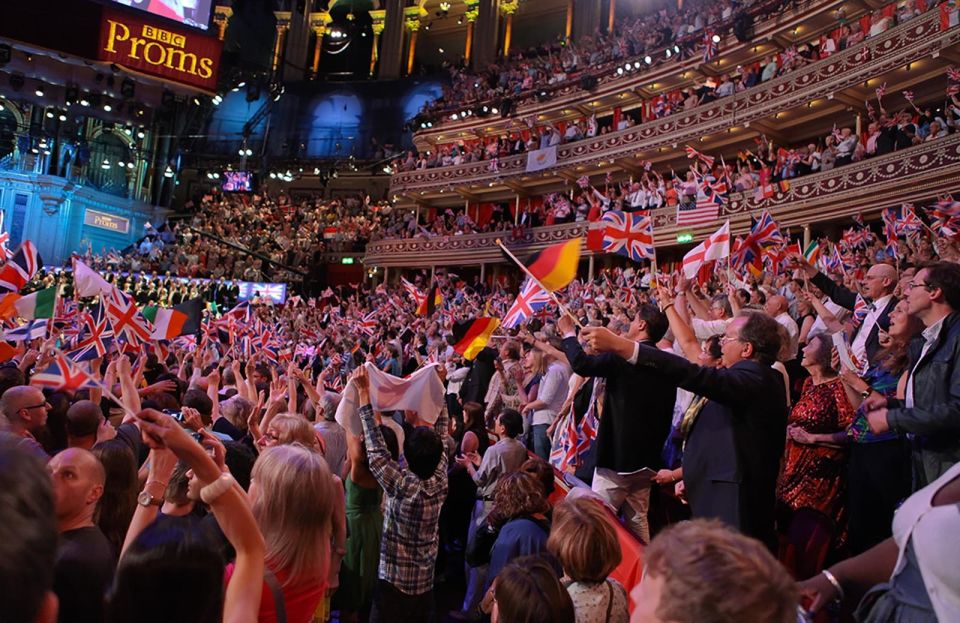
[335,477,383,613]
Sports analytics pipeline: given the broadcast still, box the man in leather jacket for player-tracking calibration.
[864,262,960,488]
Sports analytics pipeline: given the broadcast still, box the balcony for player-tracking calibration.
[366,133,960,267]
[390,9,960,199]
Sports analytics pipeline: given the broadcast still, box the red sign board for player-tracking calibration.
[97,8,222,92]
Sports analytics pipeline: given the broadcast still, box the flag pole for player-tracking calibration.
[495,239,584,329]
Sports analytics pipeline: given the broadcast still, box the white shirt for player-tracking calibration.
[851,294,893,365]
[691,317,730,340]
[905,314,947,409]
[808,297,847,340]
[533,360,571,426]
[775,311,800,360]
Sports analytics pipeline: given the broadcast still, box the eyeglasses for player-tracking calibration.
[719,335,742,345]
[21,402,49,411]
[904,281,933,292]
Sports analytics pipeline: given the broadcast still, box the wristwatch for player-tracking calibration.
[137,490,163,507]
[860,386,873,399]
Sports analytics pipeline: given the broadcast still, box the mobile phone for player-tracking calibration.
[163,409,185,423]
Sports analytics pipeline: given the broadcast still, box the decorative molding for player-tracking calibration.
[390,12,959,195]
[367,135,960,266]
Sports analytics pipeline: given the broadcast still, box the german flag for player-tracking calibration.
[417,282,442,316]
[452,317,500,360]
[510,238,581,292]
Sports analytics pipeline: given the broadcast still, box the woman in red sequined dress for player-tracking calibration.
[777,334,855,546]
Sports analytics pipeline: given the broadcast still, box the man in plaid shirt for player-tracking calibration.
[351,366,449,622]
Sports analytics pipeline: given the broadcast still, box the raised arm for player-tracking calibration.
[351,367,406,497]
[660,287,701,363]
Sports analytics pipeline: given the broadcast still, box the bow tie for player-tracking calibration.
[867,303,877,313]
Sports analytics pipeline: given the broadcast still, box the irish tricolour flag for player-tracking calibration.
[14,286,56,320]
[142,298,203,340]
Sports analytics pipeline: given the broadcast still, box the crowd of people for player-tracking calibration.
[399,0,924,174]
[2,199,960,623]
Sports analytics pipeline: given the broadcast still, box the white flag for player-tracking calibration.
[73,260,113,298]
[335,362,445,435]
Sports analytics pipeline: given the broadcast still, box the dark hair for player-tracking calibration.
[488,472,550,528]
[463,401,484,429]
[92,440,139,556]
[0,434,58,623]
[920,261,960,311]
[493,556,574,623]
[498,409,523,438]
[737,311,783,366]
[704,335,722,360]
[521,457,555,497]
[182,389,213,425]
[380,425,400,463]
[636,304,669,343]
[0,366,26,398]
[107,519,225,623]
[66,399,103,438]
[405,427,443,480]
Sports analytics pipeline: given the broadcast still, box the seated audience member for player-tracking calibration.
[0,435,59,623]
[547,497,629,623]
[631,519,798,623]
[489,556,575,623]
[48,448,115,623]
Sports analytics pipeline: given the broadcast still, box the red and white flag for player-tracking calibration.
[682,221,731,279]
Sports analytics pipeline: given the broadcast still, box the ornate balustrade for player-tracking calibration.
[390,10,960,196]
[367,134,960,267]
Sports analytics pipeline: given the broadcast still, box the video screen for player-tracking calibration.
[108,0,213,31]
[222,171,253,193]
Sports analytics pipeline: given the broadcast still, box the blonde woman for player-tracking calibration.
[232,444,336,623]
[257,413,322,452]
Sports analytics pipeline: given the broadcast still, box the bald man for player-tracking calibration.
[797,257,898,367]
[1,385,52,459]
[49,448,115,623]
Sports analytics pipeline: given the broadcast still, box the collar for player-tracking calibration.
[923,314,948,344]
[870,294,894,310]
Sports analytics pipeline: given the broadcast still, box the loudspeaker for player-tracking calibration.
[580,74,598,91]
[733,13,754,43]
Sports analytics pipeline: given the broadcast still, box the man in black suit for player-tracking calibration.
[582,311,788,551]
[558,305,675,544]
[794,254,898,368]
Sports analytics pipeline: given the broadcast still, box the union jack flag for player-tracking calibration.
[0,231,9,263]
[899,204,924,237]
[0,241,42,293]
[358,311,378,336]
[948,66,960,82]
[550,378,603,472]
[68,304,114,362]
[103,288,153,346]
[702,31,718,64]
[685,145,715,168]
[823,245,843,273]
[600,211,655,262]
[503,278,552,329]
[852,294,869,328]
[902,90,915,102]
[31,353,100,392]
[875,82,886,100]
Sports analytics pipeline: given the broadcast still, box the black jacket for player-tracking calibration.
[631,345,788,549]
[459,347,497,406]
[811,271,897,366]
[562,337,675,472]
[886,312,960,488]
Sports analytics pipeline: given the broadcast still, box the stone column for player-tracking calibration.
[377,0,405,79]
[212,6,232,40]
[272,14,291,73]
[500,0,519,57]
[472,0,500,70]
[369,10,386,76]
[464,0,479,64]
[309,12,332,79]
[404,12,422,76]
[572,0,601,41]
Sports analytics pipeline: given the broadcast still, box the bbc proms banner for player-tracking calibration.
[98,8,222,92]
[525,145,558,173]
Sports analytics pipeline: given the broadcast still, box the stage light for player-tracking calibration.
[673,45,680,53]
[80,98,90,107]
[624,62,631,72]
[101,159,110,169]
[137,129,145,139]
[665,49,671,58]
[451,113,459,120]
[643,56,651,65]
[490,108,498,115]
[127,162,134,169]
[617,67,624,75]
[163,166,174,178]
[103,103,112,111]
[58,113,67,121]
[238,148,245,156]
[192,97,201,106]
[35,86,44,97]
[269,172,277,179]
[46,111,54,118]
[712,34,721,43]
[119,161,125,167]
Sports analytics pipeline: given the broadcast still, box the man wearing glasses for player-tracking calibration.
[0,385,52,459]
[863,261,960,487]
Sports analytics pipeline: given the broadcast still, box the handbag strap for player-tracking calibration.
[264,569,288,623]
[604,579,614,623]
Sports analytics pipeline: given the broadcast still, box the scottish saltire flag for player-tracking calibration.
[600,211,655,262]
[503,279,551,329]
[4,318,48,341]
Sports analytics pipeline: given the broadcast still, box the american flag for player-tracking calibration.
[503,278,552,329]
[600,210,655,262]
[31,353,100,392]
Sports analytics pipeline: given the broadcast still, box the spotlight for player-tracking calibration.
[643,56,651,65]
[673,45,680,54]
[46,111,54,118]
[103,103,112,112]
[136,129,145,139]
[127,162,134,169]
[58,113,67,122]
[617,67,624,75]
[80,97,90,107]
[712,34,721,43]
[245,148,252,156]
[624,62,632,72]
[238,148,245,156]
[192,97,200,106]
[35,85,45,97]
[451,113,459,120]
[490,108,498,116]
[665,49,671,58]
[101,159,110,169]
[118,161,125,167]
[163,166,174,178]
[269,171,277,179]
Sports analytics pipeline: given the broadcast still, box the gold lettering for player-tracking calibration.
[104,20,130,53]
[143,25,157,40]
[198,57,214,79]
[142,41,167,65]
[166,48,198,74]
[171,34,186,48]
[129,37,145,60]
